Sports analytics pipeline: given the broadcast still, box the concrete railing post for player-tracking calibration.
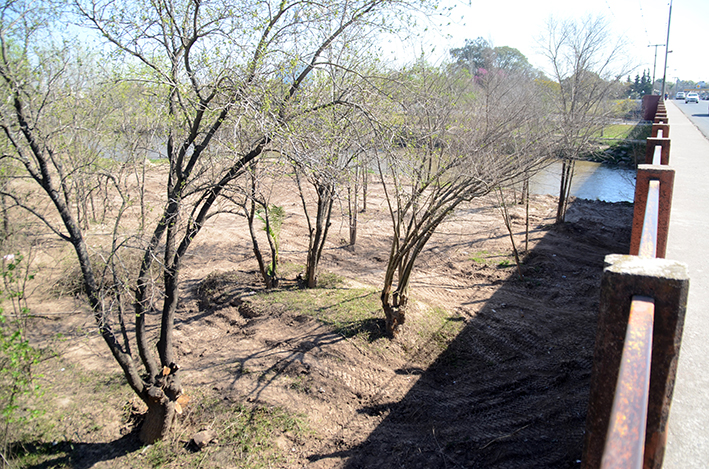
[630,165,675,258]
[582,255,689,469]
[645,138,671,165]
[651,124,669,139]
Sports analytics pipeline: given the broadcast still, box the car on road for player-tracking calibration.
[685,92,700,103]
[676,92,685,99]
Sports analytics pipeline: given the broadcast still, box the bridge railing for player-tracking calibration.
[581,100,690,469]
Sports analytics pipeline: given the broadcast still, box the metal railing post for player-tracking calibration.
[601,296,655,469]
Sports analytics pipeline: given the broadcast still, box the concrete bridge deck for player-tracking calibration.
[661,100,709,468]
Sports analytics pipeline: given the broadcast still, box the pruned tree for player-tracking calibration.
[283,59,373,287]
[0,1,157,444]
[537,16,632,223]
[235,158,284,289]
[372,61,549,337]
[287,98,366,287]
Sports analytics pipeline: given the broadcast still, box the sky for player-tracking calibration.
[388,0,708,85]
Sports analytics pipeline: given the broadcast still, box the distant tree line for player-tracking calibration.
[626,69,654,98]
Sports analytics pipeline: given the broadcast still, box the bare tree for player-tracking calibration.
[537,16,632,223]
[496,187,523,280]
[0,1,153,437]
[346,161,362,246]
[372,62,549,337]
[235,158,284,289]
[287,106,365,287]
[284,64,372,287]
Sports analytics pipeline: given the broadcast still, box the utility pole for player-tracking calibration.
[648,44,665,93]
[661,0,673,99]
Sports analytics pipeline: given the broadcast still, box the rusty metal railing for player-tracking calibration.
[601,296,655,469]
[583,99,689,469]
[630,100,674,259]
[602,106,668,467]
[638,180,660,258]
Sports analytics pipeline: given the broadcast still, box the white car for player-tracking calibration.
[685,92,700,103]
[676,92,685,99]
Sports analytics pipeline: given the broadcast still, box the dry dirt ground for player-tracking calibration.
[13,172,633,468]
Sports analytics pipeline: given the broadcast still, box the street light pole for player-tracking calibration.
[648,44,665,93]
[661,0,673,99]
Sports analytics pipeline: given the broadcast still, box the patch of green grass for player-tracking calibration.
[136,398,310,469]
[315,271,345,288]
[596,123,652,142]
[9,354,310,469]
[469,250,514,267]
[597,124,637,139]
[144,439,173,468]
[6,358,137,468]
[470,250,489,264]
[219,404,305,453]
[243,272,465,360]
[288,375,311,394]
[589,123,652,166]
[414,307,465,353]
[7,441,72,468]
[278,262,305,280]
[246,283,382,340]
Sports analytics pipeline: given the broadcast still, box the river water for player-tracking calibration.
[529,160,636,203]
[142,145,636,203]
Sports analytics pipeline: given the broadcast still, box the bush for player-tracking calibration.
[0,311,41,440]
[0,253,41,464]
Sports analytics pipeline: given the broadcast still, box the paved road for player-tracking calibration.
[662,100,709,468]
[671,98,709,139]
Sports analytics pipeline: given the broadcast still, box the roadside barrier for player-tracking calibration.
[581,100,690,469]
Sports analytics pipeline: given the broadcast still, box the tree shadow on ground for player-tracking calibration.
[17,431,142,469]
[336,317,387,342]
[309,198,633,468]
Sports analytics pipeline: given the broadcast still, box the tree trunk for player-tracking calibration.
[361,161,368,213]
[382,289,408,338]
[139,386,178,444]
[306,244,319,288]
[159,266,179,365]
[524,177,530,252]
[347,184,358,247]
[262,207,280,289]
[305,184,334,288]
[349,217,357,247]
[0,194,9,241]
[556,158,575,224]
[246,196,271,288]
[497,187,524,280]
